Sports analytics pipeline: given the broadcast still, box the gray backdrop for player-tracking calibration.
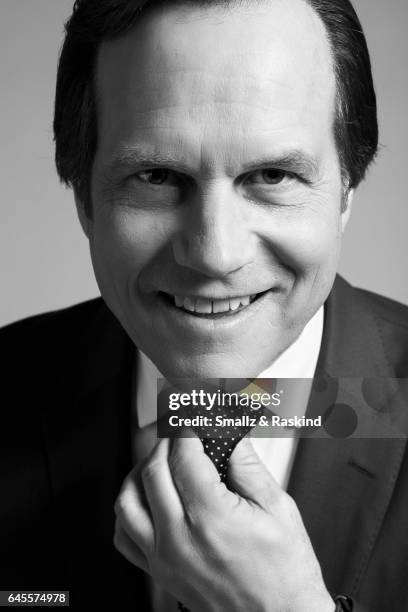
[0,0,407,327]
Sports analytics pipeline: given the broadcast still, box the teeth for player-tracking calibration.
[229,298,241,311]
[173,294,256,314]
[183,297,195,312]
[195,297,213,314]
[212,299,230,314]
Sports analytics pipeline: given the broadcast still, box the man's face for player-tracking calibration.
[80,0,351,378]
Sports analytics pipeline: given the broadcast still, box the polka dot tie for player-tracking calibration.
[177,400,264,611]
[194,400,261,481]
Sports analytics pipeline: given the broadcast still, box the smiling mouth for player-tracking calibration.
[159,291,268,317]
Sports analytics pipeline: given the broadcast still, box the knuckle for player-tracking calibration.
[269,490,300,529]
[168,450,187,480]
[256,483,291,513]
[279,490,297,513]
[273,489,293,513]
[256,484,279,510]
[114,492,127,517]
[114,480,136,517]
[260,494,276,512]
[141,458,162,482]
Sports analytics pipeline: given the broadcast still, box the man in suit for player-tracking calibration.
[1,0,407,610]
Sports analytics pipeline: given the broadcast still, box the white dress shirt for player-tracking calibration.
[131,306,324,611]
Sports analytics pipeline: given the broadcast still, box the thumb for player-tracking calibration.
[227,436,281,508]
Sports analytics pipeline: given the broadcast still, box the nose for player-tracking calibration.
[172,184,254,277]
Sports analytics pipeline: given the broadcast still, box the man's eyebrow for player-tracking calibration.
[243,151,320,179]
[103,147,188,175]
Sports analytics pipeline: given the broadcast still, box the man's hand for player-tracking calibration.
[114,435,335,612]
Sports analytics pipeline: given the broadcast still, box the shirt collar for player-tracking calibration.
[135,306,324,428]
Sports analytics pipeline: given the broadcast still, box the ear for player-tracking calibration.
[341,188,354,233]
[74,189,93,239]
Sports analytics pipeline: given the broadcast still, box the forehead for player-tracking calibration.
[95,0,336,167]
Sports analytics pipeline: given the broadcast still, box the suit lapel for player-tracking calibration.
[288,276,407,597]
[40,301,150,608]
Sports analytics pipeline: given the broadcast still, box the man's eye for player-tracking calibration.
[123,167,184,208]
[136,168,175,185]
[246,168,289,185]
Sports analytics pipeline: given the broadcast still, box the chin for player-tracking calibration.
[151,349,265,380]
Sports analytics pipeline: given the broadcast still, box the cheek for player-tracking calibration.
[90,209,171,283]
[264,209,342,275]
[297,221,341,269]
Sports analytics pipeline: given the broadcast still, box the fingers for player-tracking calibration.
[115,431,232,570]
[169,434,229,514]
[114,462,155,556]
[115,437,185,560]
[227,436,282,511]
[113,518,150,573]
[141,437,185,529]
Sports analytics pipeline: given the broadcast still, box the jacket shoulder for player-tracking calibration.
[355,285,408,376]
[0,298,104,357]
[358,286,408,329]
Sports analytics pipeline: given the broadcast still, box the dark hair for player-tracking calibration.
[54,0,378,215]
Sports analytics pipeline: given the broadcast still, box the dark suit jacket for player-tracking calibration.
[1,275,408,611]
